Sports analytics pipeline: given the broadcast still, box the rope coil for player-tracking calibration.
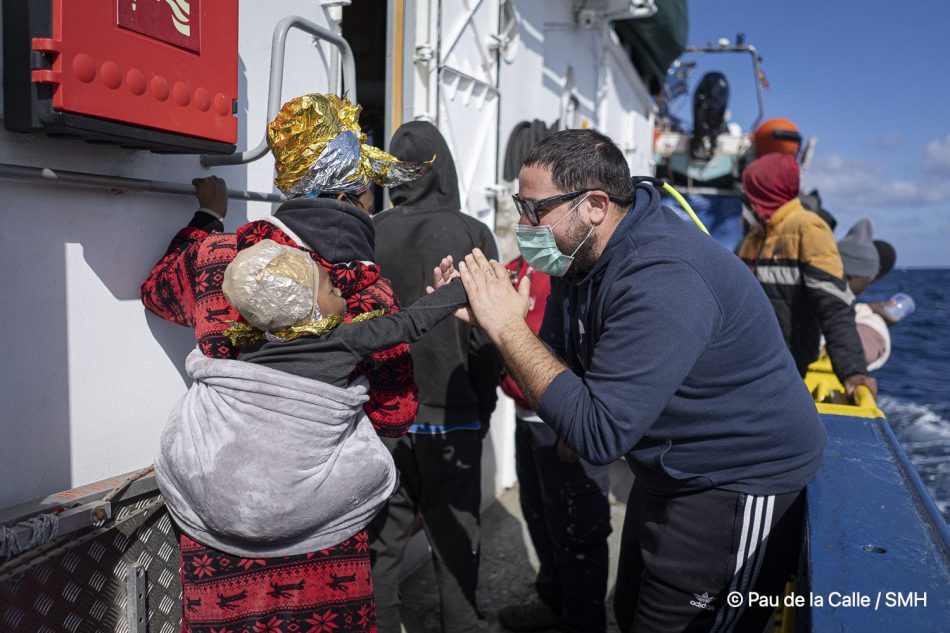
[0,513,59,562]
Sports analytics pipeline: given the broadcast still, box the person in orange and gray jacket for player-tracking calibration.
[737,153,877,397]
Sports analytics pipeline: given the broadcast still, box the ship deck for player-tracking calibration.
[399,481,629,632]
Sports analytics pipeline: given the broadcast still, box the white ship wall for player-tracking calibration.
[1,0,656,516]
[598,27,655,177]
[0,0,340,508]
[488,0,653,264]
[497,1,654,176]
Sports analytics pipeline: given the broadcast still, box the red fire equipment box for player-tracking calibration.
[3,0,238,154]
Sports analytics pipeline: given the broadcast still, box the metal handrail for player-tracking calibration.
[602,0,658,21]
[683,43,767,133]
[438,65,500,94]
[200,16,357,167]
[0,162,284,202]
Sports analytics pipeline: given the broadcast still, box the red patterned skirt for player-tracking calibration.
[178,531,376,633]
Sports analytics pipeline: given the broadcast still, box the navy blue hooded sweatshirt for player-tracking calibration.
[537,184,826,496]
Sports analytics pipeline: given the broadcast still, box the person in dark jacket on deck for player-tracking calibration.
[434,129,827,632]
[370,121,502,633]
[737,153,876,397]
[496,256,612,633]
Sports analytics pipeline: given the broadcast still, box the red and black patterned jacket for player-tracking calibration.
[141,198,418,437]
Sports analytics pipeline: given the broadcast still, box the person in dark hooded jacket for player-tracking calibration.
[370,121,501,633]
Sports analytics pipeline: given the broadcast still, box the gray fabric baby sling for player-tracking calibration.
[155,347,397,557]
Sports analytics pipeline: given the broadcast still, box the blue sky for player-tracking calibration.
[680,0,950,267]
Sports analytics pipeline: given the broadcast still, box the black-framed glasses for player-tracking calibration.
[512,189,632,226]
[512,190,589,226]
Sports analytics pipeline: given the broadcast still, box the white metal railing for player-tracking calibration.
[200,16,357,167]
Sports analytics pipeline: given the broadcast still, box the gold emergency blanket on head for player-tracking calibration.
[266,93,433,196]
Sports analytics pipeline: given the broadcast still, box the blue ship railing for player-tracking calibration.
[800,360,950,631]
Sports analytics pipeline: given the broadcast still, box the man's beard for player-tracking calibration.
[561,219,598,280]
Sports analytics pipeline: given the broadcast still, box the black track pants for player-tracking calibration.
[615,481,804,633]
[368,431,482,633]
[515,417,612,633]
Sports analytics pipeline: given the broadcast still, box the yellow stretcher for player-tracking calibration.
[804,356,883,418]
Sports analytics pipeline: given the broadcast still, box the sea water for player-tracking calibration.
[861,268,950,523]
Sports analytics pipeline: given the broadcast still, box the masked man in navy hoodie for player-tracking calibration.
[438,129,826,633]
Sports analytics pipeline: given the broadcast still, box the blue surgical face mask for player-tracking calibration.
[515,194,593,277]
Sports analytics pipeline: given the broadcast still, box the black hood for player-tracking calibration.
[388,121,460,209]
[565,183,658,288]
[273,197,375,262]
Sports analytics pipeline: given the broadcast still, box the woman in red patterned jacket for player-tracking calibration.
[141,94,431,633]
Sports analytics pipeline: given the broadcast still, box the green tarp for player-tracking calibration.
[613,0,688,95]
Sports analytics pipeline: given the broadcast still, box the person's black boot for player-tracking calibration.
[497,601,561,632]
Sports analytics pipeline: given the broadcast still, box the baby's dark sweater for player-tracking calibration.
[238,280,467,387]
